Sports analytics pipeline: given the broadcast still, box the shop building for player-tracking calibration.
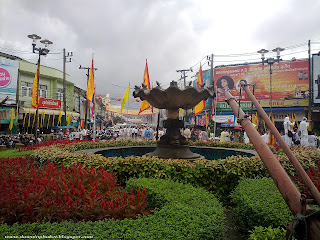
[0,52,81,135]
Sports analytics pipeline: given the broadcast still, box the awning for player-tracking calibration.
[52,126,75,129]
[20,108,80,117]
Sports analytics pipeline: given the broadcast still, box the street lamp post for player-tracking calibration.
[27,34,53,140]
[257,47,284,115]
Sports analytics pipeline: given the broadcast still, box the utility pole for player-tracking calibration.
[176,68,193,123]
[176,68,192,88]
[63,49,72,126]
[208,54,214,119]
[79,65,97,129]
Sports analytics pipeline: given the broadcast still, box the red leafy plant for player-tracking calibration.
[18,139,86,152]
[0,157,149,225]
[293,160,320,199]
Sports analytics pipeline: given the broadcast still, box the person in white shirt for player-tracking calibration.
[183,127,191,140]
[298,117,309,146]
[158,128,164,139]
[283,117,295,146]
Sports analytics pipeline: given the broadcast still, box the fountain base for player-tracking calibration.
[146,144,204,160]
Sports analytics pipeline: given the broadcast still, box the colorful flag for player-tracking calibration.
[91,92,95,117]
[120,84,130,113]
[194,65,205,117]
[86,58,95,103]
[32,61,40,109]
[139,60,151,114]
[9,108,14,130]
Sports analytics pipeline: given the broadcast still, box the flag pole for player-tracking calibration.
[127,83,130,125]
[213,89,217,140]
[93,86,96,141]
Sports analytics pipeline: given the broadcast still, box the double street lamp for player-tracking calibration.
[257,47,285,115]
[27,34,53,140]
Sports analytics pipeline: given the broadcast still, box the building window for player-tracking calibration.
[39,85,47,98]
[21,82,32,97]
[75,95,80,112]
[57,88,64,101]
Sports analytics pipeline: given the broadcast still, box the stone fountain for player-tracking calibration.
[133,81,214,160]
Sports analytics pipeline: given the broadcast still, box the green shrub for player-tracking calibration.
[0,178,226,240]
[248,226,286,240]
[231,178,292,233]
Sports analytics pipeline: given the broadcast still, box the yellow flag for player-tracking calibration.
[32,62,40,109]
[47,112,51,129]
[179,108,183,117]
[139,60,151,114]
[194,65,205,117]
[271,116,276,145]
[40,111,45,128]
[294,113,299,128]
[16,103,19,120]
[68,112,73,126]
[23,110,27,127]
[51,112,55,126]
[57,111,62,126]
[9,108,14,130]
[28,110,31,127]
[120,85,130,113]
[32,113,36,129]
[86,58,95,103]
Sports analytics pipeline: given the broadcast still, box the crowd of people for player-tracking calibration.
[7,115,318,150]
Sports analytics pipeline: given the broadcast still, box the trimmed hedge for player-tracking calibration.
[0,178,226,240]
[32,145,268,200]
[31,141,320,201]
[231,178,292,233]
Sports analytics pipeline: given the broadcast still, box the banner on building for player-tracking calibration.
[39,98,61,109]
[0,58,18,104]
[220,115,236,127]
[214,59,309,110]
[312,54,320,105]
[106,105,158,115]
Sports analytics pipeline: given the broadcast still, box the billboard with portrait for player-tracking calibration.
[0,58,18,104]
[312,54,320,105]
[214,59,309,110]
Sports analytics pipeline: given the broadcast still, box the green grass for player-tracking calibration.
[0,149,34,158]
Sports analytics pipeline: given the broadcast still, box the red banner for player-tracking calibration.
[39,98,61,109]
[214,59,309,107]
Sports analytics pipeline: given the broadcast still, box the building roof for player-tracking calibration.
[0,52,23,61]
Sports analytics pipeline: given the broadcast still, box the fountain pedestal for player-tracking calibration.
[146,118,203,160]
[133,80,214,160]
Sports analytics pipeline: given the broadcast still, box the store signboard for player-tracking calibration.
[39,98,61,109]
[0,58,18,104]
[312,54,320,105]
[214,59,309,110]
[221,115,236,127]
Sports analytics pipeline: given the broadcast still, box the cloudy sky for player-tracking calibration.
[1,0,320,109]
